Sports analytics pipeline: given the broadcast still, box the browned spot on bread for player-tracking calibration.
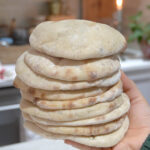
[68,101,75,109]
[88,97,97,105]
[83,60,89,64]
[77,96,85,99]
[28,88,36,95]
[96,115,105,121]
[70,84,76,90]
[74,128,79,133]
[53,86,60,90]
[33,97,39,104]
[41,93,46,99]
[38,101,46,105]
[92,127,99,135]
[68,113,73,118]
[104,126,109,133]
[89,126,93,135]
[62,102,67,109]
[72,76,78,81]
[51,71,58,76]
[109,103,115,109]
[89,72,98,80]
[65,69,72,75]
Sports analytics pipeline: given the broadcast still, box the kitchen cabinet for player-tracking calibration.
[82,0,116,21]
[0,87,21,146]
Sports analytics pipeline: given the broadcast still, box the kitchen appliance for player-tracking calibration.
[0,87,21,146]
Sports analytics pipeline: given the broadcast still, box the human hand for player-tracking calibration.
[64,72,150,150]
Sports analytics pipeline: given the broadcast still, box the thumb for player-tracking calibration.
[121,72,147,103]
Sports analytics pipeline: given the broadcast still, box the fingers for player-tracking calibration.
[64,140,112,150]
[121,71,146,102]
[121,71,136,93]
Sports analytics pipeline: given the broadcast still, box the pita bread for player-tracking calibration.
[21,81,122,110]
[24,116,129,148]
[16,53,121,91]
[30,20,126,60]
[24,113,125,136]
[28,93,130,126]
[16,53,121,90]
[20,94,124,122]
[24,50,120,81]
[20,81,122,110]
[14,77,107,100]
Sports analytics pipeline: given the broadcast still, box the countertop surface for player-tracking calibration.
[1,139,77,150]
[121,59,150,72]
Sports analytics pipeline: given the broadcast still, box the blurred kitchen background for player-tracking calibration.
[0,0,150,149]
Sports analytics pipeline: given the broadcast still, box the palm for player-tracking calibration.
[65,73,150,150]
[113,84,150,150]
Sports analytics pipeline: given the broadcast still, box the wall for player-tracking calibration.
[0,0,149,28]
[0,0,50,27]
[0,0,80,27]
[123,0,150,36]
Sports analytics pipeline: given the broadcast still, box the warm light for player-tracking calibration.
[116,0,123,10]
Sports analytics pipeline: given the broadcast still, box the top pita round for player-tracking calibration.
[30,20,126,60]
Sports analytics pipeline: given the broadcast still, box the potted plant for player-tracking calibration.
[128,5,150,59]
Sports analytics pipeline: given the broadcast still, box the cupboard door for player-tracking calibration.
[82,0,116,22]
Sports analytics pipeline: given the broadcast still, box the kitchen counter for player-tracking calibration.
[121,59,150,72]
[0,139,77,150]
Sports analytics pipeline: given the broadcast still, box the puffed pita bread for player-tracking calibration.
[14,77,107,100]
[24,113,125,136]
[30,20,126,60]
[20,94,124,122]
[15,53,121,91]
[24,50,120,81]
[24,116,129,148]
[21,81,122,110]
[28,93,130,126]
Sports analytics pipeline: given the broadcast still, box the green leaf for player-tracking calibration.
[128,30,143,43]
[144,24,150,33]
[143,24,150,40]
[129,11,143,22]
[148,39,150,45]
[128,23,143,32]
[147,5,150,9]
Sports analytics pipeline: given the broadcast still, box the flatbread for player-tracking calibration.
[24,50,120,81]
[24,113,125,136]
[14,77,107,100]
[20,94,124,122]
[21,79,122,109]
[24,116,129,148]
[28,93,130,126]
[15,53,121,91]
[30,20,126,60]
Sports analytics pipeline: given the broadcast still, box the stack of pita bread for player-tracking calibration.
[14,20,130,148]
